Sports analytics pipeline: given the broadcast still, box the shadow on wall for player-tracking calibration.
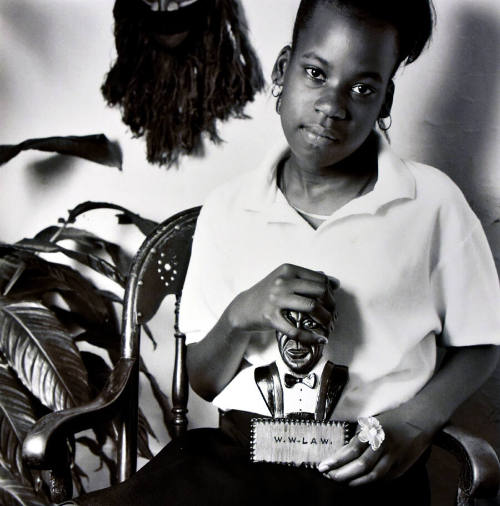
[28,154,78,184]
[420,7,500,506]
[0,1,56,120]
[0,2,55,62]
[418,5,499,223]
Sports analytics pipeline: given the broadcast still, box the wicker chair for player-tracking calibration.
[22,206,500,505]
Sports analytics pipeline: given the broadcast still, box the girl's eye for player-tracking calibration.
[305,67,326,82]
[352,84,375,96]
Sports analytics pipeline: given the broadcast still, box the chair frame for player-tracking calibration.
[22,206,500,505]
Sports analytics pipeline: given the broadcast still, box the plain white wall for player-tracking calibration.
[1,0,499,497]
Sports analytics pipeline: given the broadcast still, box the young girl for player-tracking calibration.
[76,0,500,504]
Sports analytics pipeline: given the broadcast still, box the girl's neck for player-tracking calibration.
[279,134,378,218]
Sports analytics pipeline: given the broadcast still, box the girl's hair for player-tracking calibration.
[291,0,435,67]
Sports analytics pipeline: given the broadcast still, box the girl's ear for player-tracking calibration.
[271,45,292,85]
[380,80,395,118]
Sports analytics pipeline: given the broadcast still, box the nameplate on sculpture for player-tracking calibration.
[250,418,347,467]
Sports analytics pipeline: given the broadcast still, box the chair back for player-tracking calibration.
[119,206,201,480]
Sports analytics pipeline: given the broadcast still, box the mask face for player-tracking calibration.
[102,0,264,167]
[139,0,207,41]
[141,0,200,12]
[276,310,326,374]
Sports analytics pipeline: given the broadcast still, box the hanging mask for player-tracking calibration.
[102,0,265,167]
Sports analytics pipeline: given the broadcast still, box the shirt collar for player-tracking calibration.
[241,133,416,224]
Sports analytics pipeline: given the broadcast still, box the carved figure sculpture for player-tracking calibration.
[255,310,348,421]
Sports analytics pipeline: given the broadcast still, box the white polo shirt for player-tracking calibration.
[179,137,500,421]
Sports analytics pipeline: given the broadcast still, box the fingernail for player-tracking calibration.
[318,463,328,472]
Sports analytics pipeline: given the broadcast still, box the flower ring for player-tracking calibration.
[357,416,385,451]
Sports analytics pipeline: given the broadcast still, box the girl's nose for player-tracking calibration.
[314,89,347,120]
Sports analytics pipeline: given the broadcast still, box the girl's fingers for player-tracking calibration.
[270,264,340,336]
[294,267,341,306]
[290,278,331,298]
[318,436,366,472]
[322,278,339,313]
[326,275,340,290]
[323,445,382,482]
[275,263,340,291]
[290,278,338,320]
[347,454,393,487]
[293,329,328,345]
[273,312,327,345]
[271,312,303,338]
[286,264,328,283]
[278,294,332,331]
[271,312,320,342]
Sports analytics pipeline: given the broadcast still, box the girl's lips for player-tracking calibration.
[301,125,339,145]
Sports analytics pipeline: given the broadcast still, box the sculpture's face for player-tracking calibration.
[276,311,326,374]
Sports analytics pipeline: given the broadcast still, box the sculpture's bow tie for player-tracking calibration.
[284,372,317,389]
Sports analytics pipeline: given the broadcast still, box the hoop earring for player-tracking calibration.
[272,83,283,114]
[271,83,283,97]
[377,115,392,131]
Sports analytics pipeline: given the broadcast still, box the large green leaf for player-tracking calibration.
[140,359,173,437]
[137,410,155,460]
[0,134,122,170]
[13,240,126,287]
[76,436,117,486]
[0,248,112,328]
[64,201,158,236]
[33,226,133,277]
[0,361,37,481]
[74,330,121,364]
[0,299,89,411]
[0,253,25,297]
[0,466,48,506]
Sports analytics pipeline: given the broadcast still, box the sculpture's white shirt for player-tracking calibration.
[276,357,326,416]
[213,357,329,416]
[180,136,500,421]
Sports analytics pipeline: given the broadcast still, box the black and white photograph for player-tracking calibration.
[0,1,499,505]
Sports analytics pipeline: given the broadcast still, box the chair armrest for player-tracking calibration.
[434,424,500,500]
[22,358,136,469]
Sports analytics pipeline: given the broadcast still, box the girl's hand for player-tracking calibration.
[317,408,436,486]
[228,263,339,344]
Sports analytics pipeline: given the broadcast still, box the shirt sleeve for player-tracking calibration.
[431,220,500,347]
[179,197,235,345]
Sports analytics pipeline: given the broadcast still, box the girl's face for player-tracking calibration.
[275,3,399,171]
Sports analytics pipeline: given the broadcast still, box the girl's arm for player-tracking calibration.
[187,263,338,401]
[186,305,252,401]
[318,344,500,484]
